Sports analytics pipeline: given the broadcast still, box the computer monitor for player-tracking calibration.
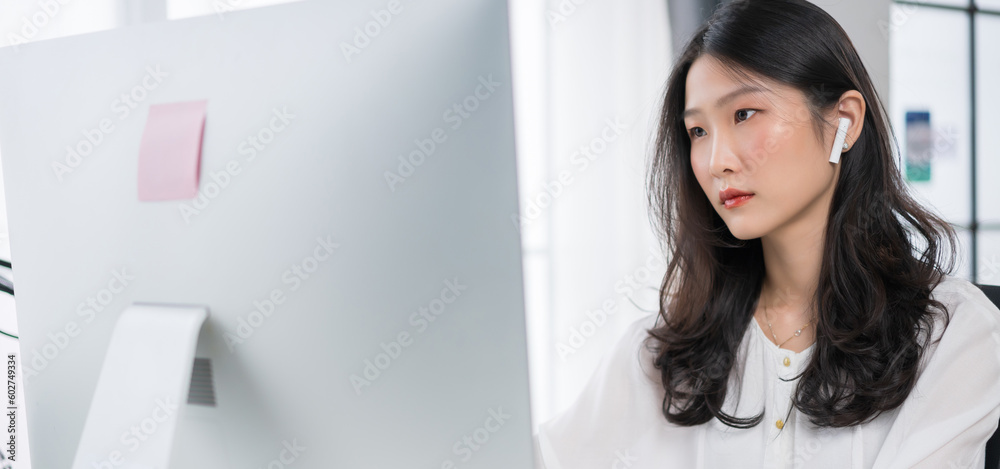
[0,0,536,467]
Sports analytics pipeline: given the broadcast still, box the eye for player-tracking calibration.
[688,127,706,139]
[735,109,757,123]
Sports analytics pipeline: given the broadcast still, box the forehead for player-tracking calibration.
[685,55,742,93]
[683,56,796,115]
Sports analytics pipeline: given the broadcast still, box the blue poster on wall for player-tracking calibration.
[905,111,932,182]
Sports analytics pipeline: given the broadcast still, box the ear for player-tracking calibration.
[834,90,866,151]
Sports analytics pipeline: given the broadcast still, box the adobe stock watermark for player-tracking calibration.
[340,0,404,63]
[88,396,178,469]
[384,74,502,192]
[23,268,136,382]
[5,353,17,464]
[556,248,665,361]
[51,65,168,183]
[511,117,628,232]
[349,278,468,395]
[6,0,72,53]
[879,0,929,41]
[259,438,307,469]
[177,107,295,223]
[435,406,511,468]
[946,454,978,469]
[547,0,591,28]
[900,120,959,172]
[980,254,1000,284]
[608,449,638,469]
[782,428,834,467]
[212,0,244,20]
[223,235,339,352]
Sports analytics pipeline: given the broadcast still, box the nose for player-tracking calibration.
[708,130,741,178]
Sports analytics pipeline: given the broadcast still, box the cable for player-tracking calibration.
[0,259,17,338]
[0,275,11,296]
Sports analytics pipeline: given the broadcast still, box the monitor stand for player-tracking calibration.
[71,303,208,469]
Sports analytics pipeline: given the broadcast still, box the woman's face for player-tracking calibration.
[683,55,844,241]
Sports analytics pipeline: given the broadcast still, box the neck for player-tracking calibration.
[759,203,828,322]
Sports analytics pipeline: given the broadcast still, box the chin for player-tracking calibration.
[724,223,764,241]
[730,231,759,241]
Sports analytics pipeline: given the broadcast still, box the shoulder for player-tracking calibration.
[534,313,666,468]
[923,275,1000,381]
[870,275,1000,466]
[619,312,663,380]
[580,311,663,398]
[928,274,1000,340]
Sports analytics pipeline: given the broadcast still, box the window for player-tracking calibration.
[166,0,300,20]
[890,0,1000,285]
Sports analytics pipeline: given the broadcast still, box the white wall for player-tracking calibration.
[813,0,891,107]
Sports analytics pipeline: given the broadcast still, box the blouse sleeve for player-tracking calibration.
[532,313,665,469]
[872,280,1000,468]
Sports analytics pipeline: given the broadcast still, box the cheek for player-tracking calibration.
[742,122,796,176]
[689,149,713,192]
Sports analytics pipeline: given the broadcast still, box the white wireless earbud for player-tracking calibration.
[829,117,851,164]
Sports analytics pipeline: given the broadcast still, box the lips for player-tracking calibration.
[719,188,755,205]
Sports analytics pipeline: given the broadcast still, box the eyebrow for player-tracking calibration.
[682,85,767,120]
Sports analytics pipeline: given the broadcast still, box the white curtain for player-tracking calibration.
[509,0,673,429]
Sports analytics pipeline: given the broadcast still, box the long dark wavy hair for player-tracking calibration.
[644,0,959,429]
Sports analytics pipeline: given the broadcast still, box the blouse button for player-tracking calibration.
[783,357,790,367]
[775,419,784,429]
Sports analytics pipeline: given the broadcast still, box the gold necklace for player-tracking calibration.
[762,299,812,349]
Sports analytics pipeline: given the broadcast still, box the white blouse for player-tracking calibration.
[534,274,1000,469]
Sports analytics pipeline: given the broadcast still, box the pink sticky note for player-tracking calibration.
[137,100,208,201]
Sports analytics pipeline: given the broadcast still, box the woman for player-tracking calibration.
[533,0,1000,468]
